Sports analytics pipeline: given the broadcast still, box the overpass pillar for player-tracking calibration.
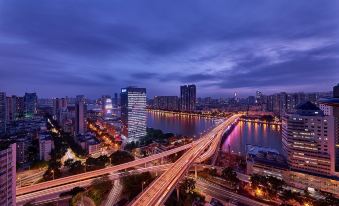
[176,185,180,201]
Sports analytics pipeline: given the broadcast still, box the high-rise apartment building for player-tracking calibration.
[121,87,147,140]
[24,92,38,118]
[154,96,179,111]
[320,83,339,173]
[180,84,196,112]
[282,102,334,176]
[75,97,86,135]
[0,143,16,206]
[0,92,6,135]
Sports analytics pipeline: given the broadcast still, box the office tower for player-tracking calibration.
[282,102,333,176]
[24,92,38,118]
[180,84,196,112]
[75,97,86,135]
[121,87,147,140]
[0,92,6,135]
[0,143,16,206]
[154,96,179,111]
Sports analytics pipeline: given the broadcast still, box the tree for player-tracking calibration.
[180,178,196,194]
[122,172,153,199]
[221,167,240,187]
[68,160,85,174]
[209,168,217,176]
[64,158,74,168]
[110,150,135,165]
[88,176,113,205]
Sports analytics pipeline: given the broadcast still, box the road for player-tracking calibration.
[130,114,240,206]
[16,141,198,196]
[17,164,172,205]
[104,179,122,206]
[196,177,269,206]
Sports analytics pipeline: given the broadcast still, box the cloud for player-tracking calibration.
[0,0,338,97]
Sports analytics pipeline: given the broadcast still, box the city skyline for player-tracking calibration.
[0,1,338,98]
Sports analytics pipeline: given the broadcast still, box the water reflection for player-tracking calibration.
[147,111,215,137]
[222,121,282,155]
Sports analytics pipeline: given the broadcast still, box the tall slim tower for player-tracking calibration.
[120,87,147,140]
[180,84,196,112]
[75,96,86,135]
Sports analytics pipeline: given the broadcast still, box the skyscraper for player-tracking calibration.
[121,87,147,140]
[282,102,334,176]
[75,96,86,135]
[0,143,16,206]
[0,92,6,135]
[24,92,38,118]
[180,84,196,112]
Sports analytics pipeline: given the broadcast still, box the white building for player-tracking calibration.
[0,143,16,206]
[319,103,333,116]
[39,132,54,161]
[282,102,334,176]
[120,87,147,141]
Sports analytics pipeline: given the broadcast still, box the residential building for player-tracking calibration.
[0,143,16,206]
[39,132,54,161]
[154,96,179,111]
[0,92,6,135]
[180,84,196,112]
[24,92,38,118]
[75,97,86,135]
[121,87,147,140]
[282,101,333,176]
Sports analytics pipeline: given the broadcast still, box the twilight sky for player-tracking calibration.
[0,0,338,98]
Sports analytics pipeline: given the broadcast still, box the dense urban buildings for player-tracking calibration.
[0,143,16,206]
[180,84,196,112]
[153,96,179,111]
[0,92,6,134]
[24,92,38,118]
[120,87,147,140]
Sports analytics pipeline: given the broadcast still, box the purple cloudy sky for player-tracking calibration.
[0,0,338,98]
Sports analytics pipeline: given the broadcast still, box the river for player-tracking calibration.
[147,111,282,154]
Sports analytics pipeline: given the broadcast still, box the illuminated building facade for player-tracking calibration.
[282,101,334,176]
[180,84,196,112]
[101,95,113,117]
[153,96,179,111]
[121,87,147,140]
[0,143,16,206]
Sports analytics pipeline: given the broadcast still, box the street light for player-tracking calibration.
[142,181,146,192]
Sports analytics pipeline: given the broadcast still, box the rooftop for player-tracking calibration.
[296,101,320,111]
